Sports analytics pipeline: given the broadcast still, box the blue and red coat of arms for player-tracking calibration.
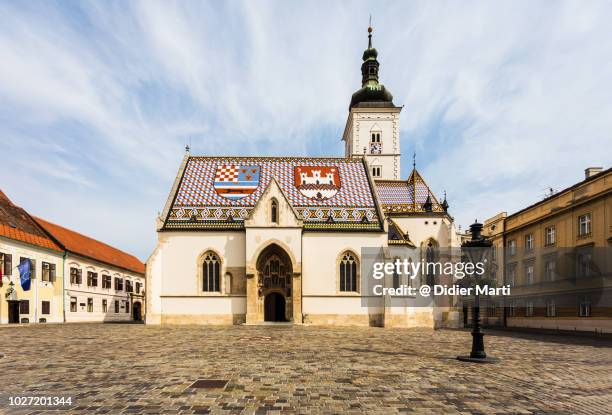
[214,165,261,200]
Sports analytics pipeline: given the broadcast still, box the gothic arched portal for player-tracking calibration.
[256,244,293,322]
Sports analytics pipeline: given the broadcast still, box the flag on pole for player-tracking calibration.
[18,258,32,291]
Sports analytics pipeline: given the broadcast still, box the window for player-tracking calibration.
[0,252,12,276]
[525,264,534,285]
[508,301,516,317]
[487,303,496,317]
[70,268,82,284]
[578,213,591,236]
[339,252,358,292]
[114,300,119,313]
[392,265,400,289]
[544,259,556,282]
[126,280,133,293]
[41,301,50,315]
[42,262,55,282]
[491,246,497,261]
[546,300,556,317]
[70,297,77,312]
[202,252,221,292]
[102,275,112,289]
[102,299,107,313]
[114,277,124,291]
[577,250,593,277]
[525,301,533,317]
[506,265,516,286]
[135,282,141,294]
[508,240,516,256]
[579,297,591,317]
[20,300,30,315]
[125,301,130,314]
[271,199,278,224]
[525,234,534,251]
[87,272,98,287]
[370,132,381,143]
[545,226,556,246]
[372,166,382,178]
[87,298,93,312]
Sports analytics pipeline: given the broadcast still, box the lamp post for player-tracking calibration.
[457,221,499,363]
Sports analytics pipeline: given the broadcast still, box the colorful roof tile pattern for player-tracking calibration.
[34,217,145,275]
[375,169,446,214]
[0,190,62,252]
[164,157,381,230]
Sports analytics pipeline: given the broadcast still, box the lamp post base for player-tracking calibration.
[457,355,499,363]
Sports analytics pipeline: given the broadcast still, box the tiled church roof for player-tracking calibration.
[0,190,62,252]
[162,156,382,231]
[375,169,446,214]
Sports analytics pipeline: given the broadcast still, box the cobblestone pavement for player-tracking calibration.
[0,324,610,414]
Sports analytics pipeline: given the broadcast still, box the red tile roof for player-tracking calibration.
[34,217,145,275]
[0,190,62,252]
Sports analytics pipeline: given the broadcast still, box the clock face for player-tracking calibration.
[370,142,382,154]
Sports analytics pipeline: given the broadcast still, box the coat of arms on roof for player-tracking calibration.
[213,165,260,200]
[294,166,341,201]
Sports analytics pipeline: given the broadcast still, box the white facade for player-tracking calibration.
[64,254,145,323]
[0,238,64,324]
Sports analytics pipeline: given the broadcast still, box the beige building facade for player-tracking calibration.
[482,167,612,333]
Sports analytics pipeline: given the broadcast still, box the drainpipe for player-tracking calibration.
[62,251,67,323]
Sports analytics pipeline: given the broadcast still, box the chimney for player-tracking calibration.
[585,167,603,179]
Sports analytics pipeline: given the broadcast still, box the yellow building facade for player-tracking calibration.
[483,167,612,333]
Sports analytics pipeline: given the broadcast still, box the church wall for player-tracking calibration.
[146,231,247,325]
[301,232,386,326]
[159,232,245,295]
[391,217,461,249]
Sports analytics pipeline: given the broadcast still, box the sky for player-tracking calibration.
[1,0,611,261]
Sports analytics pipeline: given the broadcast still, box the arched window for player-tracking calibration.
[339,251,358,292]
[202,252,220,292]
[271,199,278,224]
[392,258,401,289]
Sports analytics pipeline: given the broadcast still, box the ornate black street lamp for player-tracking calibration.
[457,221,499,363]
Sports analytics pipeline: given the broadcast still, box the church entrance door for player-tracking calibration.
[264,292,286,322]
[256,243,293,322]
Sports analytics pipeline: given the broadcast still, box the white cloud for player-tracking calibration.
[0,0,610,259]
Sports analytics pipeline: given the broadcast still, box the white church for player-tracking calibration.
[146,28,462,327]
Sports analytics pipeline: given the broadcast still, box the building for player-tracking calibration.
[0,189,145,324]
[483,167,612,333]
[0,191,64,324]
[147,27,462,327]
[479,212,506,326]
[35,218,146,322]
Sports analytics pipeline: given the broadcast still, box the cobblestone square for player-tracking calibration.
[0,324,610,414]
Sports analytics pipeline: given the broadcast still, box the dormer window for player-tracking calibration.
[271,199,278,224]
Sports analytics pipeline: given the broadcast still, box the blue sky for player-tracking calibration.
[1,1,611,261]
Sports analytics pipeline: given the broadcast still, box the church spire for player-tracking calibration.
[349,23,394,109]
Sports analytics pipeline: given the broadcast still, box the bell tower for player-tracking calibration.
[342,25,402,180]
